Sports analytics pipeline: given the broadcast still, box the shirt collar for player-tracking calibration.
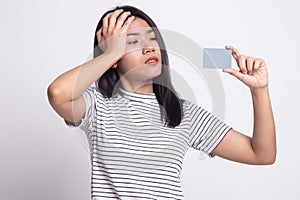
[118,87,157,103]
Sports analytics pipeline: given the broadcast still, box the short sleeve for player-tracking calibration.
[64,87,96,133]
[187,101,232,157]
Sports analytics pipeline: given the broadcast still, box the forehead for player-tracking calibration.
[127,18,153,33]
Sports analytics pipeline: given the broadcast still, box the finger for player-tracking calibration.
[225,45,240,60]
[115,11,132,29]
[96,27,102,43]
[120,16,135,32]
[253,58,264,71]
[237,55,247,74]
[223,68,246,82]
[107,9,124,33]
[102,12,113,34]
[246,57,255,75]
[96,28,106,50]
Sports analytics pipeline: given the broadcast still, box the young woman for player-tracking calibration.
[47,5,276,200]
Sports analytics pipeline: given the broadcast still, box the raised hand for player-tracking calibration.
[96,9,135,58]
[223,45,268,90]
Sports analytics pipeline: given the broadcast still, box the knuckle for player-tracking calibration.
[246,57,253,62]
[103,13,112,21]
[112,29,119,34]
[117,16,126,22]
[240,64,246,70]
[118,12,131,21]
[238,55,244,60]
[241,55,247,59]
[113,10,123,17]
[109,15,117,21]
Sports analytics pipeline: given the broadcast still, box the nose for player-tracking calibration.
[142,46,155,54]
[141,38,155,54]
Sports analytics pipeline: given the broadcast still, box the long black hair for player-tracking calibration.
[93,5,184,128]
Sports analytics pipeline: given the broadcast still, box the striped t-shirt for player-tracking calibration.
[66,86,231,200]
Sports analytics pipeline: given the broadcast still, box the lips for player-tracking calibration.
[145,56,159,65]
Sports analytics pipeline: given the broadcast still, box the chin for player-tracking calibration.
[131,65,162,81]
[148,67,162,79]
[139,72,161,82]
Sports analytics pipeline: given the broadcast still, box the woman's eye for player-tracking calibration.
[128,40,138,44]
[150,37,157,41]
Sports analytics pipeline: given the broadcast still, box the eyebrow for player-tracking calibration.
[127,29,154,37]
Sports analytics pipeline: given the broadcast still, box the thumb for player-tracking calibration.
[223,68,246,81]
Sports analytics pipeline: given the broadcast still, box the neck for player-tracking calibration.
[120,79,154,94]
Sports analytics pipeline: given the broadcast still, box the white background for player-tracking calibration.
[1,0,299,199]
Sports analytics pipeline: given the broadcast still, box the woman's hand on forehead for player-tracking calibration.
[96,9,135,57]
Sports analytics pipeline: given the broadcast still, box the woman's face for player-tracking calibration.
[116,17,162,82]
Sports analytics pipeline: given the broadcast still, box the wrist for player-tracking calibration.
[103,51,122,60]
[250,86,269,96]
[101,52,123,66]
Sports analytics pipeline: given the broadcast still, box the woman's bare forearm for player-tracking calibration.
[251,87,276,163]
[48,52,119,104]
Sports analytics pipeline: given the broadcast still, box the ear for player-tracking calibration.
[112,63,118,68]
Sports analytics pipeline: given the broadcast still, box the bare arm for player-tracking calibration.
[47,53,119,123]
[47,9,134,124]
[212,46,276,165]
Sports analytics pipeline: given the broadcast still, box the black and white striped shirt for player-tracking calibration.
[66,86,231,200]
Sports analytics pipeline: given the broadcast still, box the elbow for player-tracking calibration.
[262,157,276,165]
[47,84,68,106]
[257,152,277,165]
[265,147,277,165]
[267,153,277,165]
